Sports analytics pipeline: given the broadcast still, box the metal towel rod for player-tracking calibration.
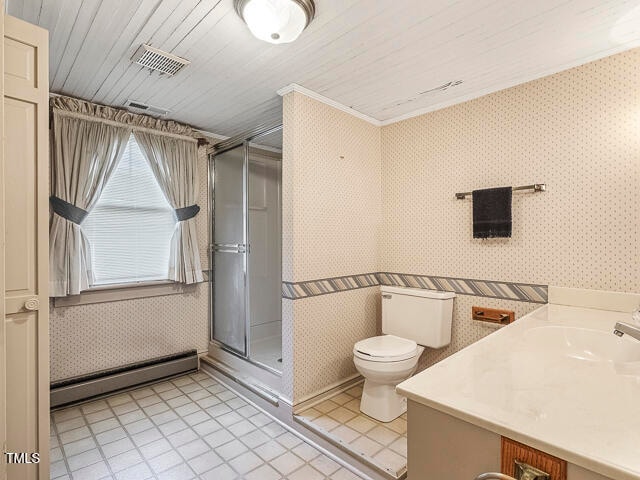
[455,183,546,200]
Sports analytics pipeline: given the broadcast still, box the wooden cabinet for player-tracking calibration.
[407,401,614,480]
[2,14,49,480]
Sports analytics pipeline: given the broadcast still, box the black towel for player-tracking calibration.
[472,187,512,238]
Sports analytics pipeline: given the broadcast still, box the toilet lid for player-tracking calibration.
[354,335,418,362]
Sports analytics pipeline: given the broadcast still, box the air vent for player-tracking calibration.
[131,44,190,76]
[124,99,170,117]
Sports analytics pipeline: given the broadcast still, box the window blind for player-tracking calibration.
[83,134,177,286]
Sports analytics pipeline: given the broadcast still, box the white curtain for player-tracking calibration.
[49,111,130,296]
[133,131,203,284]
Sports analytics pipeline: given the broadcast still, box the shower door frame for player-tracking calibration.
[208,123,283,375]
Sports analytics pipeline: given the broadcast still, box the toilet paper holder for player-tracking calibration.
[472,306,515,324]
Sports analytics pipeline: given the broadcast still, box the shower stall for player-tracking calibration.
[208,125,283,383]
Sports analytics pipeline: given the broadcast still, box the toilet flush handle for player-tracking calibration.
[382,294,392,299]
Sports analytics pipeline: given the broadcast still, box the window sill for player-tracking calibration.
[53,272,209,308]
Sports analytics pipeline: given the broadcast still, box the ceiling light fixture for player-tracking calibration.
[234,0,315,44]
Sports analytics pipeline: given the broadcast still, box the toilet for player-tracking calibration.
[353,286,455,422]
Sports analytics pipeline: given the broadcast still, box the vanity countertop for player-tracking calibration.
[396,304,640,480]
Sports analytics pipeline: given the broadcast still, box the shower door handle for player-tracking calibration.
[213,243,247,253]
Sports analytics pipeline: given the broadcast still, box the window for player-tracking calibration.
[82,134,176,286]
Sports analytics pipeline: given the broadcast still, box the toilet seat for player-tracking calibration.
[354,335,418,362]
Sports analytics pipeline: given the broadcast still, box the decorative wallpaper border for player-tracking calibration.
[282,273,378,300]
[282,272,548,303]
[377,272,548,303]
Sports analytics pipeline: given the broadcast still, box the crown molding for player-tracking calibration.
[277,83,382,127]
[379,42,640,126]
[278,42,639,129]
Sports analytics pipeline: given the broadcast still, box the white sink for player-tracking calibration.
[523,325,640,364]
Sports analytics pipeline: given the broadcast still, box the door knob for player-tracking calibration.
[24,298,40,311]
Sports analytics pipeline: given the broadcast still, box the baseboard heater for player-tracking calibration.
[50,350,199,409]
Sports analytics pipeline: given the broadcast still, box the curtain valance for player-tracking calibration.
[50,95,201,141]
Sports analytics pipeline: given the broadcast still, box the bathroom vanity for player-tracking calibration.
[397,290,640,480]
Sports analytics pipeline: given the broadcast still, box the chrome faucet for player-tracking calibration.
[614,322,640,341]
[613,307,640,341]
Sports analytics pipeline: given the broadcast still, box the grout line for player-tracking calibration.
[54,372,369,480]
[208,369,373,480]
[297,387,408,479]
[50,420,73,479]
[101,398,155,479]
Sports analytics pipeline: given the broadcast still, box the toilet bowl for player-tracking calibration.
[353,335,425,422]
[352,286,455,423]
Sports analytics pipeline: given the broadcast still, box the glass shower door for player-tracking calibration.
[212,145,247,355]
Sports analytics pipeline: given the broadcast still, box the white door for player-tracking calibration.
[3,14,49,480]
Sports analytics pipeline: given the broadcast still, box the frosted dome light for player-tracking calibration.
[235,0,315,44]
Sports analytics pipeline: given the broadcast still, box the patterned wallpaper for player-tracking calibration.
[380,49,640,293]
[283,92,382,282]
[49,146,211,381]
[376,49,639,376]
[283,49,640,403]
[291,288,378,402]
[282,92,382,401]
[52,49,640,404]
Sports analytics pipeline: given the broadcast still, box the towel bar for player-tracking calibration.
[456,183,546,200]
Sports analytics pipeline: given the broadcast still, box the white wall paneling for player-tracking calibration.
[7,0,640,137]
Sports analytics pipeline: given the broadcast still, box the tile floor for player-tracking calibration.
[50,372,364,480]
[296,384,407,478]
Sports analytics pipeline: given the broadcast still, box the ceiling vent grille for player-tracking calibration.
[124,99,170,117]
[131,44,190,76]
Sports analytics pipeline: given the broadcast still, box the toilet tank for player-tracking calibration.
[381,286,455,348]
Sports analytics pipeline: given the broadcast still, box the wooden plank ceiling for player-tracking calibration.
[7,0,640,137]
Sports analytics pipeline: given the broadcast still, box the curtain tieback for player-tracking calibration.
[50,196,89,224]
[175,204,200,221]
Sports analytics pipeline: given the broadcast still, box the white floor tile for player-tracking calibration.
[215,439,248,461]
[101,437,135,458]
[289,464,325,480]
[199,462,239,480]
[156,462,195,480]
[243,463,281,480]
[254,440,287,462]
[67,448,103,471]
[310,454,341,476]
[62,435,97,457]
[188,449,223,474]
[52,373,367,480]
[130,427,163,447]
[95,427,128,446]
[114,462,154,480]
[56,416,86,433]
[139,438,173,460]
[107,449,143,473]
[228,450,264,474]
[70,460,110,480]
[176,438,209,460]
[147,449,182,474]
[270,451,305,475]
